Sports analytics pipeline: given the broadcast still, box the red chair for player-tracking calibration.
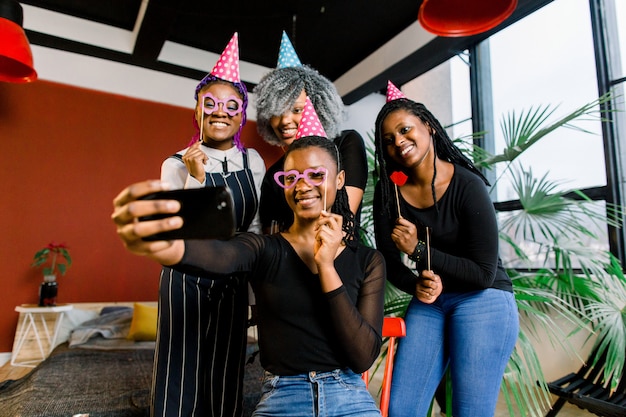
[362,317,407,417]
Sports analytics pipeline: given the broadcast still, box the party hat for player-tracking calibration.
[207,32,241,83]
[295,96,327,139]
[277,31,302,68]
[386,80,407,102]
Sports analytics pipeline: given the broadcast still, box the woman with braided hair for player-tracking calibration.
[372,86,518,417]
[112,134,386,417]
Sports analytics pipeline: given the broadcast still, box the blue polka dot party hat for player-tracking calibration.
[276,31,302,69]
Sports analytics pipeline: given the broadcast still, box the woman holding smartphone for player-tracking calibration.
[112,103,385,417]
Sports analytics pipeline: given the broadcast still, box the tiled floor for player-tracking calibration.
[458,392,592,417]
[429,401,591,416]
[428,400,592,416]
[494,400,593,417]
[433,405,591,416]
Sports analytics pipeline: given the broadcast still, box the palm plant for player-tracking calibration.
[480,92,625,416]
[363,91,626,416]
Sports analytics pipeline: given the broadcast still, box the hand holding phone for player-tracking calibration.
[138,187,235,241]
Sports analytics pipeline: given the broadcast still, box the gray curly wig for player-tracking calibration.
[253,65,346,145]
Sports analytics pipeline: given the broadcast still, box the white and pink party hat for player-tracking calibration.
[386,80,407,102]
[295,96,327,139]
[207,32,241,83]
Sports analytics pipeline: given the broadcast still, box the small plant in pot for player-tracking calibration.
[31,242,72,306]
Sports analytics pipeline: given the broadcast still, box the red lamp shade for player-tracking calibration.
[418,0,518,37]
[0,0,37,83]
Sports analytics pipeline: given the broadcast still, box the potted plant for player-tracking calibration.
[31,242,72,306]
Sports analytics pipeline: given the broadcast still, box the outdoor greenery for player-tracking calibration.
[361,91,626,416]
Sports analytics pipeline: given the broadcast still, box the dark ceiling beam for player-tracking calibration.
[132,0,177,64]
[25,30,257,92]
[341,0,554,105]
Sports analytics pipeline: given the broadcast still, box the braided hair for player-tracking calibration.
[188,75,249,151]
[374,98,488,218]
[254,65,346,145]
[284,136,358,248]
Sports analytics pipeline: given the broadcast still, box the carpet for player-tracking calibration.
[0,343,153,417]
[0,343,265,417]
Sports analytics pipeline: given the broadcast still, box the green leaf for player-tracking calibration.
[479,92,613,167]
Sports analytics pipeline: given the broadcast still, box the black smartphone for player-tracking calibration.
[138,186,235,241]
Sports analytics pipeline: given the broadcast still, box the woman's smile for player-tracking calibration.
[399,143,415,158]
[295,193,321,208]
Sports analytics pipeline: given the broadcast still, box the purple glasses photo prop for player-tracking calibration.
[274,167,328,189]
[200,92,243,117]
[274,167,333,212]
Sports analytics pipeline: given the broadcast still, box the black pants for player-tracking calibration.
[151,268,248,417]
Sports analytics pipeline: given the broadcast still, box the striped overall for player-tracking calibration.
[152,152,258,417]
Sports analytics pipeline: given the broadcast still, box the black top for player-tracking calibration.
[259,130,368,231]
[374,164,513,295]
[176,232,385,375]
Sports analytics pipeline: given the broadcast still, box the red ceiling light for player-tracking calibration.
[418,0,518,37]
[0,0,37,83]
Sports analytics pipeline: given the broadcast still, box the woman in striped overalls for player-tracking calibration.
[154,33,265,417]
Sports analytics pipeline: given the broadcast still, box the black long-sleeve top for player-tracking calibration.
[374,165,513,295]
[176,232,385,375]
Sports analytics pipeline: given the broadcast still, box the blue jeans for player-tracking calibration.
[389,289,519,417]
[252,368,382,417]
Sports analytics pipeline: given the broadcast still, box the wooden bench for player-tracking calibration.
[545,347,626,417]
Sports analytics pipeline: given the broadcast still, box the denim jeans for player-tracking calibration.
[252,368,382,417]
[389,289,519,417]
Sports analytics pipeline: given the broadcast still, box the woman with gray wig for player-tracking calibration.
[254,65,368,233]
[255,65,344,144]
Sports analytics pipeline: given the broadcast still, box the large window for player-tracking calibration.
[482,0,625,266]
[489,0,605,201]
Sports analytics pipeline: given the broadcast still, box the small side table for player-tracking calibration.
[11,303,73,367]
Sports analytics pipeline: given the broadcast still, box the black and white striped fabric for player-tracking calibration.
[152,151,259,417]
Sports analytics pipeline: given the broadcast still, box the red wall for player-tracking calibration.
[0,80,283,352]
